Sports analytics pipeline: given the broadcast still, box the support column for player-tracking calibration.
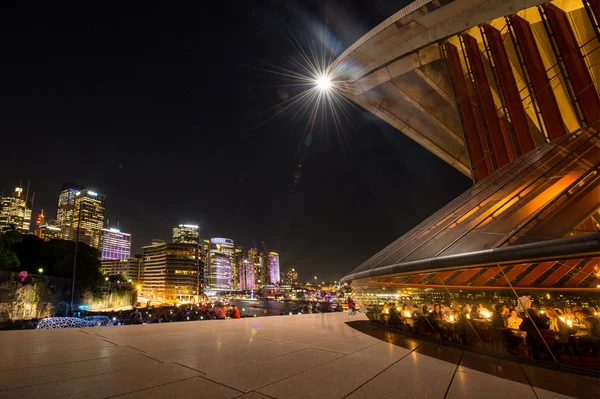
[443,42,491,181]
[543,3,600,129]
[482,24,535,155]
[509,15,567,141]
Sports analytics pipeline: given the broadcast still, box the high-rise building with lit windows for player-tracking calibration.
[101,258,141,282]
[72,189,105,250]
[268,252,280,285]
[56,183,84,240]
[172,224,199,244]
[206,238,235,290]
[285,268,299,286]
[101,228,131,260]
[141,241,200,301]
[0,187,32,234]
[239,258,255,291]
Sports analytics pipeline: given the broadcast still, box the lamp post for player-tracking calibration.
[70,202,83,314]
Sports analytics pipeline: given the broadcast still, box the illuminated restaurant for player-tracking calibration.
[336,0,600,373]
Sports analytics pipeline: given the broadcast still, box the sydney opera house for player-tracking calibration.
[337,0,600,372]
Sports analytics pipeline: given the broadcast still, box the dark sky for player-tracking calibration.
[0,1,471,282]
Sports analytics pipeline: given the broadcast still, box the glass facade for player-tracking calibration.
[72,189,105,250]
[269,252,280,285]
[56,183,83,240]
[206,238,235,290]
[0,187,32,234]
[101,228,132,260]
[239,259,255,291]
[172,224,199,244]
[340,0,600,374]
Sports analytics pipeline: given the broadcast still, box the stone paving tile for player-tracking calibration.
[311,333,382,354]
[346,344,458,399]
[0,353,157,391]
[258,348,402,399]
[113,376,242,399]
[0,361,199,399]
[207,348,343,392]
[446,370,537,399]
[0,345,140,372]
[0,336,115,358]
[175,341,309,373]
[234,393,273,399]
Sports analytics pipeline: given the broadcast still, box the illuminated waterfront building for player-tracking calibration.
[268,252,280,285]
[101,257,141,282]
[335,0,600,373]
[72,189,105,250]
[0,187,32,234]
[239,258,255,291]
[141,241,200,302]
[206,238,235,290]
[172,224,199,244]
[56,183,83,240]
[101,228,131,260]
[285,268,299,287]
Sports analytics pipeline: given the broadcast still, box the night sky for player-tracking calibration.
[0,1,471,282]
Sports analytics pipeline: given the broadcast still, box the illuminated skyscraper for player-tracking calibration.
[268,252,280,285]
[172,224,199,244]
[206,238,234,290]
[72,189,105,250]
[35,209,45,229]
[0,187,32,234]
[205,237,238,290]
[101,228,131,260]
[56,183,83,240]
[141,241,200,301]
[285,268,299,286]
[239,259,255,291]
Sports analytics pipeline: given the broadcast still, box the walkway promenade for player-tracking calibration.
[0,313,598,398]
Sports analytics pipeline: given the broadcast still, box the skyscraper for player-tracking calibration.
[72,189,105,250]
[0,187,32,234]
[172,224,199,244]
[101,228,131,260]
[141,241,200,301]
[285,268,299,286]
[56,183,83,240]
[206,238,234,290]
[239,259,255,291]
[268,252,280,285]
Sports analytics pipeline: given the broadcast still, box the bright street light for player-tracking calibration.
[38,268,44,274]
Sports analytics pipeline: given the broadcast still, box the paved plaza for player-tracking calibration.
[0,313,598,398]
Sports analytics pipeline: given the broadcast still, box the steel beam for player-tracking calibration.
[462,34,511,169]
[482,24,536,155]
[543,3,600,129]
[443,42,491,181]
[509,15,567,141]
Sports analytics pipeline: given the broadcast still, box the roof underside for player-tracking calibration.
[330,0,552,177]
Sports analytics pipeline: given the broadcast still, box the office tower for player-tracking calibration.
[268,252,280,285]
[207,238,234,290]
[101,228,131,260]
[172,224,199,244]
[72,189,105,250]
[101,258,142,282]
[285,268,299,286]
[33,224,63,241]
[56,183,83,240]
[0,187,32,234]
[239,259,255,291]
[141,241,200,301]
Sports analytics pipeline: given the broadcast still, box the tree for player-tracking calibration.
[0,232,21,271]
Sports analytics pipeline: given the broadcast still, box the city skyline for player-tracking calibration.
[0,0,470,282]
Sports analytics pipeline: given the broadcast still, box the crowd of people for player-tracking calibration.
[368,293,600,364]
